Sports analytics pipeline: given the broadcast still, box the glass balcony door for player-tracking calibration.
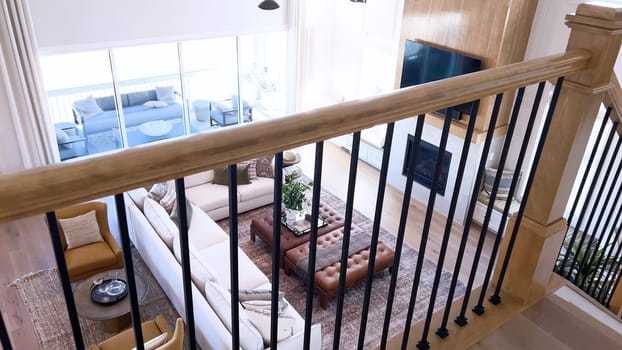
[40,50,121,160]
[112,43,186,147]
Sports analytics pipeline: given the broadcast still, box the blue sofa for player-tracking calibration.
[73,89,183,137]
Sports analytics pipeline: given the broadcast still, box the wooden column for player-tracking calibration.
[494,2,622,304]
[609,277,622,315]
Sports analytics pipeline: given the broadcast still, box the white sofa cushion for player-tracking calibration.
[143,198,178,251]
[200,240,269,290]
[246,309,295,345]
[173,204,228,261]
[204,281,264,350]
[127,187,149,211]
[237,177,274,202]
[185,170,214,188]
[186,183,235,213]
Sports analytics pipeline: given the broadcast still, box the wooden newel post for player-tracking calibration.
[494,2,622,304]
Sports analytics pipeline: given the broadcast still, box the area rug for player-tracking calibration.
[9,250,180,350]
[218,189,466,349]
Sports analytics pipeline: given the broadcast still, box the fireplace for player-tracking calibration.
[402,135,452,196]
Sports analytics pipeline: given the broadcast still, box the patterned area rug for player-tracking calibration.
[9,250,180,350]
[218,189,466,349]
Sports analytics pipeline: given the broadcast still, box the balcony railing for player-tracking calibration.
[2,2,622,349]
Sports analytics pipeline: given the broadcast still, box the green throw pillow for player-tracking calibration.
[213,164,251,185]
[170,198,193,230]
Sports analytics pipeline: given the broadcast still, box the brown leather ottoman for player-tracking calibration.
[283,225,395,309]
[250,203,345,266]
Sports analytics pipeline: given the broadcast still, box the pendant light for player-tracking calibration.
[258,0,279,10]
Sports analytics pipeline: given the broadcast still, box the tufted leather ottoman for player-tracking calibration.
[250,203,345,266]
[283,225,395,309]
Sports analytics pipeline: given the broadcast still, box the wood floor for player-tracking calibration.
[0,141,494,349]
[472,285,622,350]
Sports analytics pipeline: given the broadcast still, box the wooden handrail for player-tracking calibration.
[0,50,591,223]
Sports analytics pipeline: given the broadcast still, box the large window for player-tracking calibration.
[40,32,288,161]
[40,50,121,159]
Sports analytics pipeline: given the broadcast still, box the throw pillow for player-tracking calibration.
[159,182,177,214]
[245,309,295,345]
[242,299,289,314]
[148,182,169,202]
[144,100,168,108]
[239,289,285,302]
[170,198,193,230]
[130,332,168,350]
[72,95,103,117]
[204,281,264,350]
[240,159,257,180]
[143,198,179,250]
[255,155,274,178]
[155,86,175,103]
[213,164,251,186]
[58,210,104,249]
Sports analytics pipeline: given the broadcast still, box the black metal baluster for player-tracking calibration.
[584,162,622,295]
[333,131,361,350]
[0,309,12,350]
[270,152,283,350]
[454,93,504,325]
[558,109,611,274]
[472,87,525,313]
[174,179,196,349]
[436,98,503,333]
[380,120,414,350]
[577,138,622,289]
[304,142,324,350]
[114,194,144,350]
[566,121,619,282]
[492,77,566,302]
[228,164,240,349]
[406,114,452,350]
[427,101,479,340]
[45,211,85,350]
[485,83,547,306]
[588,208,622,296]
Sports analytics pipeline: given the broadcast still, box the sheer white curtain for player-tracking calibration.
[0,0,57,174]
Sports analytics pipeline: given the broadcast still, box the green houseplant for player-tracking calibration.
[282,174,312,222]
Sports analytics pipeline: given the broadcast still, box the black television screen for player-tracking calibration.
[400,40,481,119]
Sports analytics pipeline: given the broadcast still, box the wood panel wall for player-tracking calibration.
[396,0,539,140]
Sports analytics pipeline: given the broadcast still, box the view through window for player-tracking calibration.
[40,32,287,161]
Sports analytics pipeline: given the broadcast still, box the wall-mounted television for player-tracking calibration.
[400,40,482,120]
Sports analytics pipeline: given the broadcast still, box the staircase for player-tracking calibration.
[472,284,622,350]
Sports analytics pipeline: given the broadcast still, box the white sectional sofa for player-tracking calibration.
[124,187,321,350]
[184,170,274,221]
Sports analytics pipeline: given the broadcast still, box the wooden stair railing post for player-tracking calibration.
[609,277,622,315]
[494,2,622,305]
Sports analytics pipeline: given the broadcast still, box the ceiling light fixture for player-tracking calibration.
[350,0,367,2]
[258,0,280,10]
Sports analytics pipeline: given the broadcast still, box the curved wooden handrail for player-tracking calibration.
[0,49,591,223]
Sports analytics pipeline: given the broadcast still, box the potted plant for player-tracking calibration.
[282,174,312,222]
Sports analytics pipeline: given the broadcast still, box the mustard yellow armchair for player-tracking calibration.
[55,201,123,282]
[88,315,184,350]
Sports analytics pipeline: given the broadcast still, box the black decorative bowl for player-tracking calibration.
[90,279,128,304]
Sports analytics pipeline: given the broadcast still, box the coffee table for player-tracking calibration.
[250,203,345,266]
[73,270,147,332]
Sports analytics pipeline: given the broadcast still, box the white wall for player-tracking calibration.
[29,0,288,53]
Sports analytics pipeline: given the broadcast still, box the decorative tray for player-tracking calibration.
[281,213,328,236]
[90,278,128,305]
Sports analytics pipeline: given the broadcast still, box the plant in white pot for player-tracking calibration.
[282,174,313,222]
